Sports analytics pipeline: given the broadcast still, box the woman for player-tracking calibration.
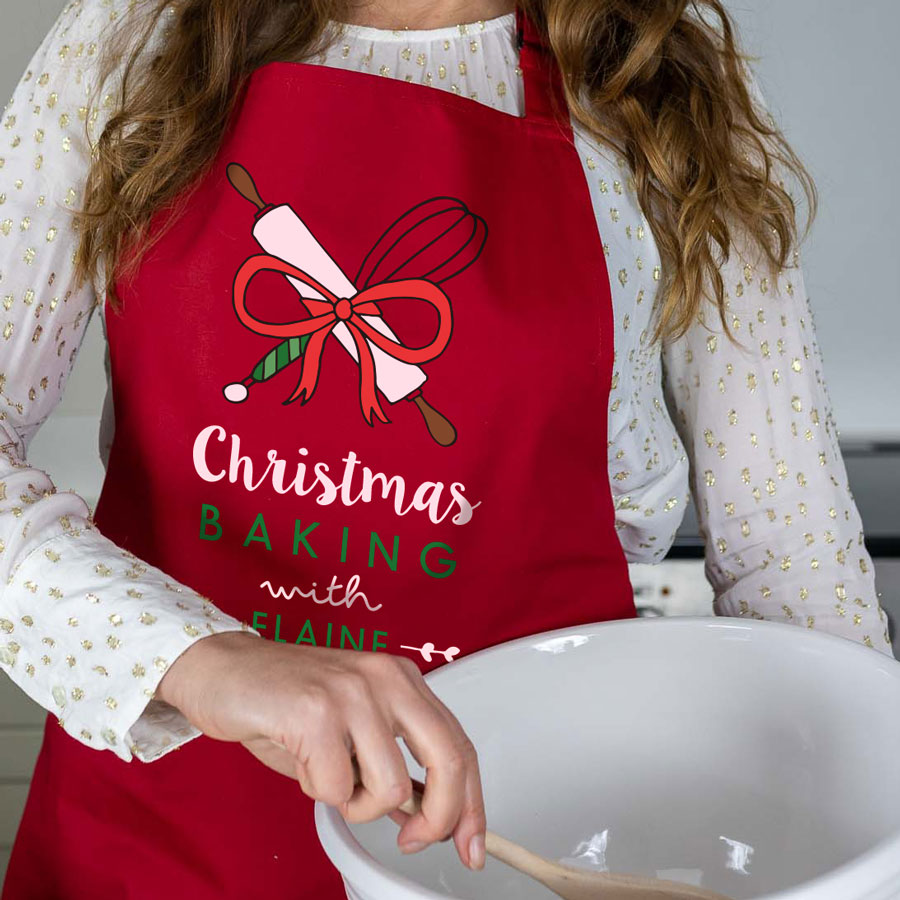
[0,0,891,896]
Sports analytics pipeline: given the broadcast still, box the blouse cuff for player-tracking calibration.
[1,524,260,763]
[713,584,894,658]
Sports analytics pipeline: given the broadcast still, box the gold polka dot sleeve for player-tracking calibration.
[0,0,257,764]
[660,69,891,654]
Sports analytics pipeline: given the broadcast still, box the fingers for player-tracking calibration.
[293,723,356,809]
[397,668,487,869]
[387,808,411,829]
[254,648,486,873]
[241,736,300,780]
[341,698,413,824]
[390,693,474,858]
[453,755,487,870]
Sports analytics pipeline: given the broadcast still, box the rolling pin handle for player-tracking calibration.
[411,394,457,447]
[226,162,267,210]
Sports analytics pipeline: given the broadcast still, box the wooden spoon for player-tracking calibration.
[352,762,734,900]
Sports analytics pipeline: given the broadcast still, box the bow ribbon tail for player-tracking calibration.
[347,321,390,425]
[285,325,333,405]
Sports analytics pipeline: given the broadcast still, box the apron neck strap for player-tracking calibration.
[515,5,569,128]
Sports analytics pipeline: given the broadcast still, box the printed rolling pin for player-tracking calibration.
[226,163,483,447]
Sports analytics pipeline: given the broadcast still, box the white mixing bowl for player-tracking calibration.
[315,618,900,900]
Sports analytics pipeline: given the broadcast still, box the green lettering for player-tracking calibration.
[420,541,456,579]
[340,626,364,651]
[243,513,272,550]
[372,631,388,652]
[274,614,287,643]
[368,532,399,572]
[292,520,320,558]
[251,611,268,632]
[200,504,222,541]
[295,619,317,646]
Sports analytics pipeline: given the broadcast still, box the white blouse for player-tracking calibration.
[0,0,891,765]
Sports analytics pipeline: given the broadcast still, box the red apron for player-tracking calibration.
[4,10,633,899]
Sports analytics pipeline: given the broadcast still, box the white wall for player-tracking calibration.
[1,0,108,503]
[725,1,900,440]
[3,0,897,494]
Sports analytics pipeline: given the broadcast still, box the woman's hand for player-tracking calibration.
[157,631,486,869]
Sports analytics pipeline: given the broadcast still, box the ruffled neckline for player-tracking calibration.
[329,10,515,44]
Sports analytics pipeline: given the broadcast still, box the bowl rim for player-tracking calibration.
[314,616,900,900]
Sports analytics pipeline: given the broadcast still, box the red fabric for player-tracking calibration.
[4,11,633,899]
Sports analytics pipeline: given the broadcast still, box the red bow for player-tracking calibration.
[232,255,452,425]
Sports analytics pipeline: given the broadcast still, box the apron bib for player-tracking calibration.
[5,11,633,898]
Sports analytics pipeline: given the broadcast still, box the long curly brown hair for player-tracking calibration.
[76,0,815,340]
